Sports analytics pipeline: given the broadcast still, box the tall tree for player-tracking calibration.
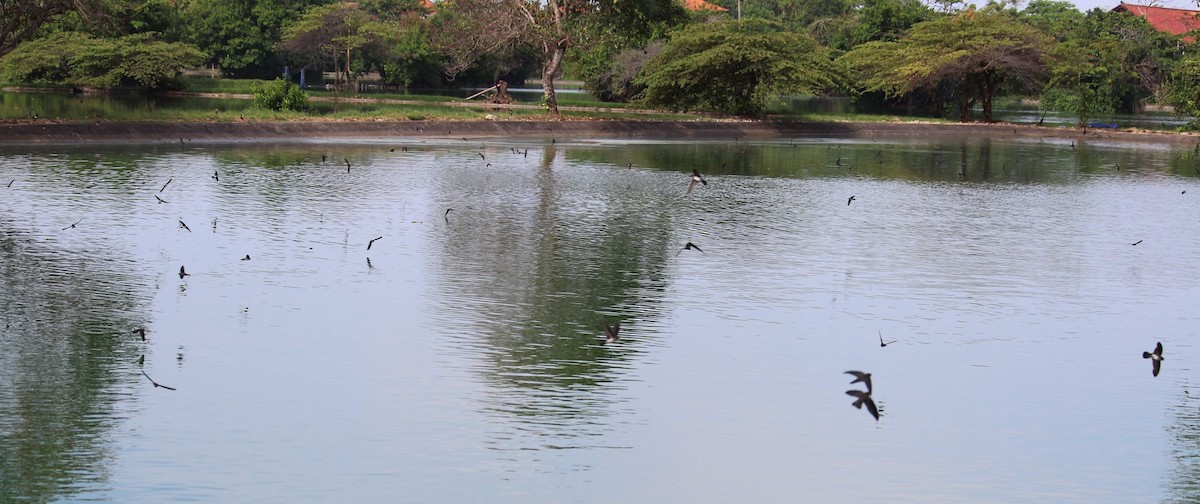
[637,19,841,115]
[434,0,684,115]
[179,0,329,77]
[838,7,1049,122]
[0,0,114,57]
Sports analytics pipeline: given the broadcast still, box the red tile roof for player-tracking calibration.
[1113,3,1200,37]
[683,0,728,12]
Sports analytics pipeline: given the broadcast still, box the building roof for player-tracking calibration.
[1112,3,1200,37]
[682,0,728,12]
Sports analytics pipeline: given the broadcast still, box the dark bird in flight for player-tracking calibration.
[846,390,879,420]
[676,242,704,256]
[367,257,374,269]
[212,171,219,181]
[178,266,190,279]
[390,148,395,152]
[135,354,145,365]
[879,331,896,347]
[160,178,172,192]
[344,158,351,173]
[367,236,383,251]
[602,322,621,345]
[179,220,192,232]
[62,218,82,231]
[155,194,167,204]
[133,328,146,341]
[141,370,176,391]
[845,370,873,394]
[1132,240,1143,246]
[687,169,707,194]
[241,254,251,261]
[321,154,327,164]
[6,179,13,188]
[445,208,452,220]
[847,195,856,206]
[478,152,485,160]
[179,137,185,150]
[1144,341,1164,377]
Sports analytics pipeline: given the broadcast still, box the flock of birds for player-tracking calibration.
[23,138,1178,421]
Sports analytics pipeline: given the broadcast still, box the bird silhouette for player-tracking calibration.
[879,331,896,347]
[62,218,82,231]
[212,171,219,181]
[445,208,452,221]
[155,194,167,204]
[846,390,879,420]
[478,152,485,160]
[241,254,251,261]
[344,158,351,173]
[178,266,190,279]
[367,236,383,251]
[141,371,176,391]
[179,220,191,232]
[133,327,146,341]
[602,322,621,345]
[135,354,145,365]
[160,178,172,192]
[179,137,185,150]
[1144,342,1164,377]
[676,242,704,256]
[6,179,13,188]
[1132,240,1142,246]
[687,169,707,194]
[845,370,873,394]
[847,195,856,206]
[321,154,327,164]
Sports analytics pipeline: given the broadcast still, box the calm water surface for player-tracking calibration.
[2,135,1200,502]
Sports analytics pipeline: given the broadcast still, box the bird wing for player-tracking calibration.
[687,179,698,194]
[1153,359,1161,377]
[862,396,880,420]
[1155,342,1163,357]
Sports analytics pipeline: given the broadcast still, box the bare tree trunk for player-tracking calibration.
[540,0,565,117]
[345,47,353,94]
[542,43,564,116]
[959,78,970,122]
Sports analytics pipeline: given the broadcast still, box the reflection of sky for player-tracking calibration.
[2,137,1200,502]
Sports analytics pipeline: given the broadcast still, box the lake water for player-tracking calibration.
[2,134,1199,503]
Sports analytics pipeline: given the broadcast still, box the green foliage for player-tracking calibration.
[1165,52,1200,129]
[637,19,842,115]
[838,8,1048,121]
[251,78,309,111]
[1041,39,1121,127]
[570,0,687,100]
[180,0,328,77]
[586,42,664,102]
[0,32,205,89]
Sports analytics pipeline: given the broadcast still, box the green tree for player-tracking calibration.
[1041,39,1123,126]
[0,31,204,89]
[637,19,841,115]
[179,0,328,77]
[838,8,1049,122]
[1165,52,1200,129]
[0,0,120,57]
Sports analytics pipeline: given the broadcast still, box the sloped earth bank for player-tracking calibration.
[0,119,1197,145]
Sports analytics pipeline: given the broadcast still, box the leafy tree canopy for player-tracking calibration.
[637,19,842,115]
[0,31,205,89]
[838,7,1049,121]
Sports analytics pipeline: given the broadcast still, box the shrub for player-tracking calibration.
[251,78,309,111]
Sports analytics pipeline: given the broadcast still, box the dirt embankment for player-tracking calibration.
[0,119,1197,145]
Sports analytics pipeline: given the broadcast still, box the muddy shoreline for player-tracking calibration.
[0,119,1196,145]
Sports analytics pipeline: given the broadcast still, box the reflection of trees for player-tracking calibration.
[432,145,675,446]
[0,223,149,502]
[1166,392,1200,503]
